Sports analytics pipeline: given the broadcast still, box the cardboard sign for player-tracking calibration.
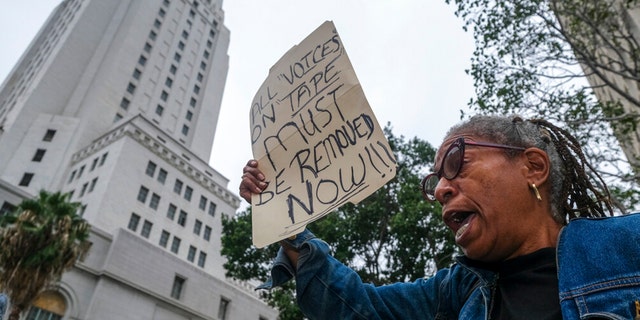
[249,21,396,248]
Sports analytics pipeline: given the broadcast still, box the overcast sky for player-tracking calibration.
[0,1,475,209]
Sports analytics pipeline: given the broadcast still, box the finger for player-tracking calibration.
[242,164,265,181]
[240,172,268,194]
[244,159,259,169]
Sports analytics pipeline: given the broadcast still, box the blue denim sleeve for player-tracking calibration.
[258,229,449,319]
[257,229,317,290]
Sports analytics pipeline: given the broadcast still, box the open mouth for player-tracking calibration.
[445,211,476,240]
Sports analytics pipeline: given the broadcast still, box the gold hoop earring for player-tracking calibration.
[531,183,542,201]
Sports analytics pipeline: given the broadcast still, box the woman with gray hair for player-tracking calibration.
[240,115,639,319]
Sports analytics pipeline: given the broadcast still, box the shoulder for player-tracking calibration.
[558,212,640,285]
[561,212,640,239]
[558,213,640,318]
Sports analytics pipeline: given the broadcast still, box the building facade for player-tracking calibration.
[0,0,277,319]
[557,0,640,168]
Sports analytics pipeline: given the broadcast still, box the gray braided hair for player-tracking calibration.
[443,115,612,223]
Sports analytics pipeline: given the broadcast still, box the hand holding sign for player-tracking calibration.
[249,21,396,248]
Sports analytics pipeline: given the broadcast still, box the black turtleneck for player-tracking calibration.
[490,247,562,319]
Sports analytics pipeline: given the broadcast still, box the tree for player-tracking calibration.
[221,126,457,319]
[445,0,640,210]
[0,190,91,320]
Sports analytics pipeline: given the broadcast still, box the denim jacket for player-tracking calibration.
[260,213,640,319]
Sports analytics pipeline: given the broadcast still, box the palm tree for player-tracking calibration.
[0,190,91,320]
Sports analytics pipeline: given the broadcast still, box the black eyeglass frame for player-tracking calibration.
[420,137,526,201]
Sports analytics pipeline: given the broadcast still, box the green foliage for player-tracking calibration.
[221,126,456,318]
[445,0,640,212]
[0,190,91,319]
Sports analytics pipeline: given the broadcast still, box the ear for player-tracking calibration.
[522,147,550,186]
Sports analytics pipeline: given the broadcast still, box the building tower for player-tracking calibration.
[556,1,640,169]
[0,0,277,319]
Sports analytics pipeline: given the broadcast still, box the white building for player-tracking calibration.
[0,0,277,319]
[556,1,640,168]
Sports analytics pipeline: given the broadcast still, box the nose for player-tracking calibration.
[434,177,456,203]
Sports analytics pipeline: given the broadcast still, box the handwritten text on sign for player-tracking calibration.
[250,21,396,247]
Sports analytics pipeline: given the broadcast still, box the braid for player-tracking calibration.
[527,119,613,219]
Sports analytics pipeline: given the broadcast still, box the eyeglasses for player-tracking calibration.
[421,137,526,201]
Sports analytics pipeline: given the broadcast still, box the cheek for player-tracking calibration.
[475,165,526,206]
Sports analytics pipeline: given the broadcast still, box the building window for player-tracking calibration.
[0,202,15,216]
[138,55,147,66]
[137,186,149,203]
[155,104,164,116]
[26,291,66,320]
[43,129,56,141]
[174,52,181,62]
[128,213,140,231]
[146,161,157,177]
[126,82,136,94]
[198,196,207,210]
[77,165,85,178]
[189,9,195,18]
[18,173,34,187]
[197,251,207,268]
[203,226,211,241]
[170,64,177,75]
[100,152,108,166]
[153,19,162,28]
[203,50,210,59]
[167,203,176,220]
[193,219,202,235]
[88,178,98,192]
[193,84,200,94]
[115,114,123,123]
[199,61,207,71]
[67,170,76,183]
[158,8,166,17]
[181,30,189,39]
[149,30,157,40]
[187,246,196,262]
[133,68,141,79]
[196,72,203,82]
[184,186,193,201]
[178,41,185,51]
[144,42,152,53]
[170,236,181,254]
[218,298,230,320]
[160,90,168,102]
[165,77,173,88]
[141,220,153,238]
[171,276,185,299]
[90,157,99,171]
[163,0,170,7]
[189,97,196,107]
[157,169,167,184]
[209,29,216,38]
[120,97,130,110]
[150,193,161,210]
[206,39,213,49]
[178,210,187,227]
[208,202,216,217]
[79,182,88,197]
[173,179,183,194]
[32,149,46,162]
[186,110,193,121]
[159,230,170,247]
[181,125,189,136]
